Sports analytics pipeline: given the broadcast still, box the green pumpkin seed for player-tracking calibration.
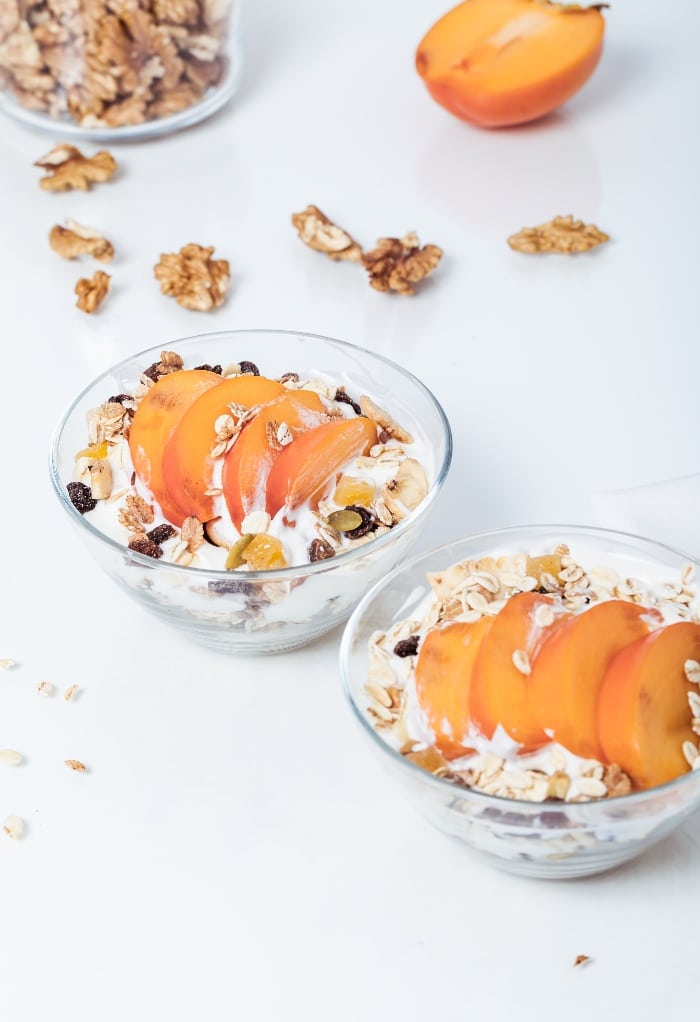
[325,509,363,533]
[225,534,254,570]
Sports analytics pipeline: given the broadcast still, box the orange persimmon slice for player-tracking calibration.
[415,617,493,760]
[529,600,663,760]
[597,622,700,789]
[222,390,328,530]
[416,0,606,128]
[265,416,378,519]
[129,369,222,526]
[162,375,284,525]
[470,591,570,751]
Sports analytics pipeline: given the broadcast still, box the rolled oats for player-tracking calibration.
[3,814,25,839]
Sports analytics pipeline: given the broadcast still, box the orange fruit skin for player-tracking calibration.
[597,622,700,790]
[470,591,570,751]
[265,416,378,519]
[416,0,605,128]
[415,617,493,759]
[162,376,284,525]
[128,369,222,526]
[222,390,328,531]
[529,600,662,761]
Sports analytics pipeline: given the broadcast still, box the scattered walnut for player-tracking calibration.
[64,759,87,772]
[573,955,591,968]
[602,763,632,798]
[362,232,443,295]
[291,205,363,262]
[154,243,230,311]
[508,215,609,254]
[34,145,117,191]
[50,220,114,262]
[75,270,111,314]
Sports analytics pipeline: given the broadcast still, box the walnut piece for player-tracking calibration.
[154,243,230,311]
[75,270,111,314]
[362,232,443,295]
[50,220,114,262]
[508,215,610,254]
[35,144,117,191]
[291,205,363,262]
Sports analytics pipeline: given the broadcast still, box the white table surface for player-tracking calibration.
[1,1,699,1018]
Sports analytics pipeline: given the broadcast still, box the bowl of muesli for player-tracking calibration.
[340,525,700,878]
[49,329,452,654]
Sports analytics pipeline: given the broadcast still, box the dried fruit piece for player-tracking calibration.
[66,481,97,514]
[35,145,117,191]
[326,509,363,533]
[333,475,375,508]
[147,524,176,545]
[128,535,163,559]
[394,636,419,658]
[362,232,442,295]
[508,215,609,254]
[308,538,335,562]
[154,243,231,311]
[291,205,363,262]
[343,505,377,539]
[76,441,108,461]
[241,533,287,570]
[334,388,362,415]
[75,270,111,314]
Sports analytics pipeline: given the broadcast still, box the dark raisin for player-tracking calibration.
[127,535,163,559]
[143,362,162,382]
[130,471,136,486]
[334,387,361,415]
[343,505,377,539]
[309,538,335,562]
[108,393,134,405]
[147,523,176,545]
[394,635,419,658]
[238,361,260,376]
[279,372,299,384]
[208,578,253,595]
[66,481,97,514]
[535,586,549,595]
[377,428,390,444]
[194,363,223,374]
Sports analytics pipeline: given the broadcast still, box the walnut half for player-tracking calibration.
[362,232,443,295]
[75,271,111,314]
[35,145,117,192]
[50,220,114,263]
[508,215,609,254]
[291,205,363,262]
[154,243,230,311]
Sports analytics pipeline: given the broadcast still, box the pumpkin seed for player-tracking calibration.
[325,509,363,533]
[225,534,254,570]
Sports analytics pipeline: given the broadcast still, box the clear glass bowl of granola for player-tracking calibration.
[0,0,240,140]
[49,329,452,654]
[340,526,700,878]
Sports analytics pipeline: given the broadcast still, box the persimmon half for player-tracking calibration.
[416,0,606,128]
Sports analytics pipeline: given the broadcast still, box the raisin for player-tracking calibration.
[208,578,253,595]
[66,481,97,514]
[238,360,260,376]
[279,372,299,384]
[334,387,361,415]
[142,362,162,382]
[194,363,223,374]
[394,635,419,658]
[127,535,163,559]
[343,505,377,539]
[108,393,134,405]
[147,523,176,545]
[309,538,335,562]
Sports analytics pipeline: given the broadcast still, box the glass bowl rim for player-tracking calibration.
[49,327,453,582]
[339,522,700,813]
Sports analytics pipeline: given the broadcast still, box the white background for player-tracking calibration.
[1,0,699,1019]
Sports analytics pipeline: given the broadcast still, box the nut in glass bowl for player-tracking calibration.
[0,0,240,140]
[340,526,700,878]
[49,329,452,654]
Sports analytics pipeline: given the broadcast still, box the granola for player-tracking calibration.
[4,2,233,129]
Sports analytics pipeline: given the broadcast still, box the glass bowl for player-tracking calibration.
[340,525,700,879]
[49,329,452,655]
[0,0,240,141]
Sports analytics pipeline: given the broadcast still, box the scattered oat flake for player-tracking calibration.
[64,684,79,702]
[573,955,591,968]
[65,759,88,772]
[3,815,24,840]
[512,649,531,675]
[0,658,16,669]
[36,680,54,697]
[0,749,22,766]
[685,659,700,684]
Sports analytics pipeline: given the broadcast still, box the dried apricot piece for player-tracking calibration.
[333,475,375,508]
[241,534,288,570]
